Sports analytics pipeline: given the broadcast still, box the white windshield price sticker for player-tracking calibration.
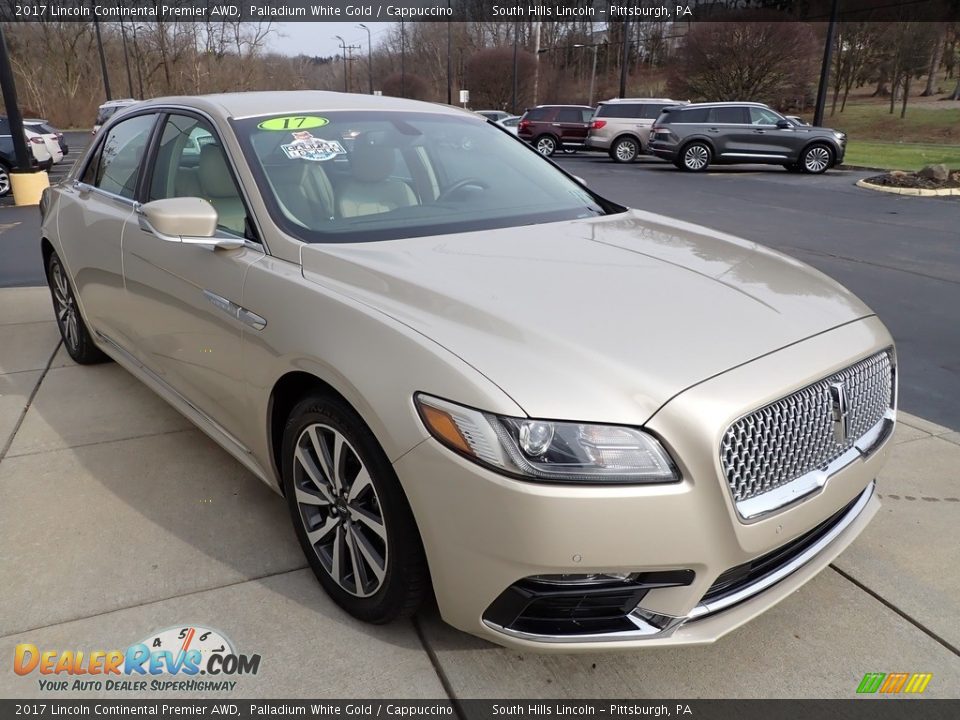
[280,133,347,162]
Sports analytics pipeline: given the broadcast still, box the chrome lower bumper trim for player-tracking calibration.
[482,481,875,644]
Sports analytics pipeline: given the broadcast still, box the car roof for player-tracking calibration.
[678,101,772,108]
[132,91,479,121]
[529,104,594,110]
[99,99,138,108]
[599,98,676,104]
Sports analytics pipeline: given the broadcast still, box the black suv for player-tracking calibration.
[648,102,846,174]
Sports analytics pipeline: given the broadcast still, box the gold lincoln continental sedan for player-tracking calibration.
[40,92,896,651]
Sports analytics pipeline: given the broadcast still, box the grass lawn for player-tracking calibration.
[820,103,960,144]
[844,141,960,171]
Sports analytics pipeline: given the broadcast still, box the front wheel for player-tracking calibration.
[534,135,558,156]
[610,137,640,163]
[281,394,428,624]
[800,144,832,174]
[46,251,109,364]
[680,142,711,172]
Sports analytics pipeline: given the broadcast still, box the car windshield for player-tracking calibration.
[232,111,617,244]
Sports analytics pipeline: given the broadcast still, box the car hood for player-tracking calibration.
[300,210,872,424]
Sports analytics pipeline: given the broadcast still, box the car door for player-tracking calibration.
[121,111,265,443]
[54,112,160,349]
[555,108,591,145]
[742,106,796,160]
[707,106,752,158]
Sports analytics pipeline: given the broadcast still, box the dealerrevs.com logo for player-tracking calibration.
[13,625,260,693]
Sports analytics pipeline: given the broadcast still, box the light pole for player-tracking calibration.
[619,20,630,98]
[335,35,349,93]
[93,18,112,101]
[399,21,406,97]
[573,43,599,107]
[119,20,134,98]
[511,25,518,113]
[446,2,452,105]
[813,0,840,126]
[357,24,373,94]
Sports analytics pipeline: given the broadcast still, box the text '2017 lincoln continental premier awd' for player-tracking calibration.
[40,92,896,651]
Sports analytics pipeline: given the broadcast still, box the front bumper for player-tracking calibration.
[395,317,894,651]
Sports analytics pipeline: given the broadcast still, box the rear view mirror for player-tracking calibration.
[776,119,793,129]
[137,197,242,250]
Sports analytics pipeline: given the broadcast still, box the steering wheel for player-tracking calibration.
[437,178,490,202]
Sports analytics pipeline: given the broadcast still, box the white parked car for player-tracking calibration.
[497,115,521,135]
[24,127,53,168]
[25,125,63,165]
[93,99,139,135]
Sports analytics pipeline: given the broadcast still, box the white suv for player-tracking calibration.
[585,98,684,163]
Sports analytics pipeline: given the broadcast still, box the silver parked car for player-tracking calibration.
[585,98,683,162]
[40,92,896,650]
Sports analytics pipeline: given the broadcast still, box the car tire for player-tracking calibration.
[0,161,10,198]
[281,393,429,624]
[534,135,558,156]
[46,251,110,365]
[610,137,640,163]
[800,144,833,174]
[680,142,712,172]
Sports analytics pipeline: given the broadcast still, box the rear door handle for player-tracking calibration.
[708,127,720,133]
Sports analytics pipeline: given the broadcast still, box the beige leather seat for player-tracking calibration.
[198,144,246,235]
[265,161,336,226]
[338,141,417,218]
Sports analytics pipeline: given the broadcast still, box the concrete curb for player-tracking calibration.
[856,178,960,196]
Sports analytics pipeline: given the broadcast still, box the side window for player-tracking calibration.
[750,107,782,125]
[640,104,668,119]
[148,114,247,237]
[88,114,156,198]
[525,108,547,121]
[579,109,595,123]
[710,107,749,124]
[678,108,709,123]
[557,108,582,123]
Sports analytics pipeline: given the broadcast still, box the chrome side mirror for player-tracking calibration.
[136,197,243,250]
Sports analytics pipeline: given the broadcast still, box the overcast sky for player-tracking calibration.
[268,22,395,58]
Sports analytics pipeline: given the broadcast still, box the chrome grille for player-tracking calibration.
[721,351,893,503]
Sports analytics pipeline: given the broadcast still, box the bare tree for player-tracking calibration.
[667,20,818,106]
[465,47,536,110]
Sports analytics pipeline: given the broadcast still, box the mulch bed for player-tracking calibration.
[863,170,960,190]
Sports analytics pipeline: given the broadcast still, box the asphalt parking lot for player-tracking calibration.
[1,141,958,700]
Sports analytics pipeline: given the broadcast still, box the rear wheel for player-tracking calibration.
[281,393,428,624]
[534,135,558,156]
[610,137,640,163]
[680,142,711,172]
[800,144,832,174]
[46,251,109,364]
[0,162,10,198]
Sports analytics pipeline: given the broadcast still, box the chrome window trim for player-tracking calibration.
[719,153,789,160]
[482,481,875,644]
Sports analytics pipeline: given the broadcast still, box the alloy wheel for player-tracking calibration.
[684,144,710,171]
[614,139,638,162]
[0,166,10,197]
[536,136,557,155]
[50,257,80,352]
[292,423,388,598]
[803,146,831,173]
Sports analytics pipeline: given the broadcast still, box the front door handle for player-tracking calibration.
[754,129,767,134]
[708,127,720,133]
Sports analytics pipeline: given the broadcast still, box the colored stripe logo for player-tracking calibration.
[857,672,932,694]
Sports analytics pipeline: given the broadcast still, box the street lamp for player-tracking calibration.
[573,43,599,107]
[400,21,406,97]
[357,24,373,94]
[131,25,145,98]
[335,35,349,93]
[92,18,112,101]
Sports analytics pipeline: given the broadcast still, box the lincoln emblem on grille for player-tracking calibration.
[829,382,850,444]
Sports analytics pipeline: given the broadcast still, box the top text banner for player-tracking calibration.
[2,0,956,23]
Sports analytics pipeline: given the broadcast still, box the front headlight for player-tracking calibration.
[833,131,846,141]
[415,394,679,484]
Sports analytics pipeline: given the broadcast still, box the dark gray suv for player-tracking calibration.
[649,102,846,174]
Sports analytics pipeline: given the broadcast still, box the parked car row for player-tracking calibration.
[0,116,70,198]
[512,99,846,175]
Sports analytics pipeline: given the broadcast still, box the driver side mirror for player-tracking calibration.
[776,119,793,129]
[137,197,243,250]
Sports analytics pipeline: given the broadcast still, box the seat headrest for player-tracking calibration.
[350,139,395,183]
[198,144,237,198]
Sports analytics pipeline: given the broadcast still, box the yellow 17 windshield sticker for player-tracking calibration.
[258,116,329,131]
